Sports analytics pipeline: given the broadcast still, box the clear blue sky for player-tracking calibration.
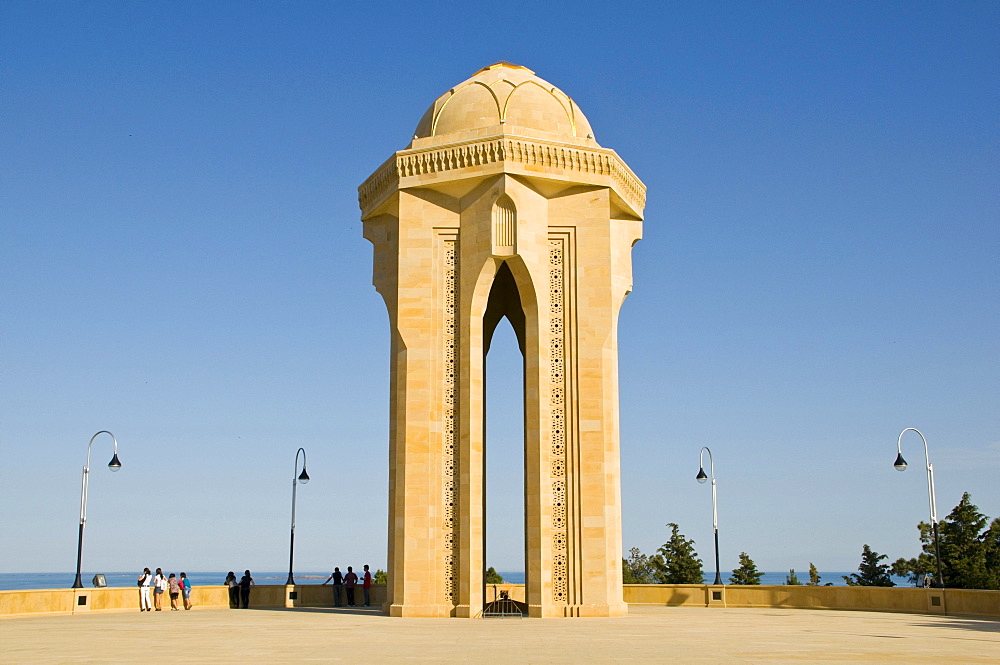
[2,1,997,578]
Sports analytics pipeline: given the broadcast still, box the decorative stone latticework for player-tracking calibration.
[361,62,643,618]
[548,237,569,604]
[442,238,459,602]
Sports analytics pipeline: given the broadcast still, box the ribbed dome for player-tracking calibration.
[413,62,595,143]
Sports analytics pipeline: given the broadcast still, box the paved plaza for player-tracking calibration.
[2,605,998,664]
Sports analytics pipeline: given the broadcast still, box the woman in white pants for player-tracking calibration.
[138,568,152,612]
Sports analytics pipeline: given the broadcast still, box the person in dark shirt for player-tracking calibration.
[239,570,254,608]
[322,566,344,607]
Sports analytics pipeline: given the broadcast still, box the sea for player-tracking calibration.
[0,571,912,591]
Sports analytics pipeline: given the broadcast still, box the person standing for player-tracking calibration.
[168,573,181,610]
[225,572,239,608]
[180,572,192,610]
[152,568,166,611]
[239,570,254,609]
[362,565,372,607]
[343,566,358,607]
[322,567,344,607]
[138,568,152,612]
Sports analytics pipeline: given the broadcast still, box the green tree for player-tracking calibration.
[938,493,996,589]
[843,544,894,586]
[374,569,388,585]
[983,517,1000,590]
[807,563,821,586]
[729,552,763,585]
[485,567,504,584]
[652,523,704,584]
[785,569,801,585]
[622,547,661,584]
[893,493,999,590]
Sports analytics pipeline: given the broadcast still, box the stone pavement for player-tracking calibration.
[2,605,998,664]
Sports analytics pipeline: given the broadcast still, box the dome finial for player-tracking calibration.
[477,61,534,75]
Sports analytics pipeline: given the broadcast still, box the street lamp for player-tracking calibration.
[285,447,310,585]
[73,430,122,589]
[696,446,723,586]
[893,427,944,588]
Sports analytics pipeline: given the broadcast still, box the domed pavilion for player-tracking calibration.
[360,62,645,618]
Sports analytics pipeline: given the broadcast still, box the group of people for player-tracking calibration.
[322,564,372,607]
[137,568,192,612]
[225,570,255,608]
[137,566,372,611]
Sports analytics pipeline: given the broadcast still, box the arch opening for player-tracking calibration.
[483,261,527,613]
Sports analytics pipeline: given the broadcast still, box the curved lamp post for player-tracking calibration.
[72,430,122,588]
[893,427,944,588]
[285,447,310,585]
[696,446,723,585]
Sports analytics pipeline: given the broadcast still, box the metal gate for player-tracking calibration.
[482,585,525,618]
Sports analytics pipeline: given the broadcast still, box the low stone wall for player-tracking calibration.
[0,585,229,617]
[0,584,386,618]
[3,583,996,618]
[271,583,387,608]
[626,584,708,607]
[624,584,1000,618]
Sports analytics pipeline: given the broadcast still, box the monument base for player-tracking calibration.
[387,603,454,618]
[527,601,629,618]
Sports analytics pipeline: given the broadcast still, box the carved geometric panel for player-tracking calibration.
[549,237,568,604]
[443,239,458,602]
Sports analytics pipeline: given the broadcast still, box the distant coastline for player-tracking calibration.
[0,571,911,591]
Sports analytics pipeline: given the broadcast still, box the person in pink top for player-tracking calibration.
[343,566,358,606]
[167,573,181,610]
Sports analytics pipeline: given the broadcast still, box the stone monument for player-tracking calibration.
[359,62,645,617]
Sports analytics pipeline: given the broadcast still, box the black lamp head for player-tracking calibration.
[298,467,310,484]
[108,452,122,472]
[696,467,708,484]
[893,452,907,472]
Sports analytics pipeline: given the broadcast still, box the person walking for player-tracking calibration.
[138,568,152,612]
[322,567,344,607]
[362,565,373,607]
[225,572,239,608]
[152,568,166,611]
[343,566,358,607]
[239,570,254,609]
[168,573,181,610]
[180,572,192,610]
